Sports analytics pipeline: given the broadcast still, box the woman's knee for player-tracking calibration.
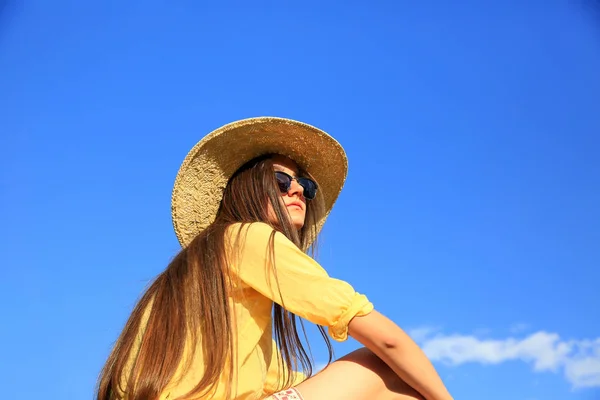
[337,347,417,394]
[337,347,389,371]
[296,347,424,400]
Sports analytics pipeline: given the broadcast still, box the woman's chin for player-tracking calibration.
[291,218,305,231]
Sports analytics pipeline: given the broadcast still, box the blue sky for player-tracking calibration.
[1,1,599,399]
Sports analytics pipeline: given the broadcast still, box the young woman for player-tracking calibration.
[96,117,453,400]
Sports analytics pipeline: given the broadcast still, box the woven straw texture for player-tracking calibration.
[171,117,348,248]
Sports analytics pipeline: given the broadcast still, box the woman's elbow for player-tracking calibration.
[348,310,403,350]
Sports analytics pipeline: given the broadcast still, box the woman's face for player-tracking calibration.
[269,155,307,230]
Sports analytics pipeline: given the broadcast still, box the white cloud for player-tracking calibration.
[409,328,600,389]
[564,339,600,388]
[409,326,440,342]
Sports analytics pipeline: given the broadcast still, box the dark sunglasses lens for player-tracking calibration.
[299,178,317,200]
[275,172,291,193]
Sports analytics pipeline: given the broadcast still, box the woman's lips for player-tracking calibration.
[287,202,303,210]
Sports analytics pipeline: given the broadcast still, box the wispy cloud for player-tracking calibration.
[409,327,600,389]
[408,326,440,342]
[509,323,531,334]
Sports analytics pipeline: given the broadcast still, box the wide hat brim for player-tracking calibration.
[171,116,348,248]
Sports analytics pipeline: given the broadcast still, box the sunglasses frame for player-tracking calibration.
[274,171,318,200]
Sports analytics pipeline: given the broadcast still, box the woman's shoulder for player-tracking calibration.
[225,221,285,242]
[226,221,273,233]
[224,222,296,255]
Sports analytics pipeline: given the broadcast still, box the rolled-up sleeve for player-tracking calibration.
[227,222,374,342]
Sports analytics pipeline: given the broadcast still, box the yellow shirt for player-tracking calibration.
[121,222,374,399]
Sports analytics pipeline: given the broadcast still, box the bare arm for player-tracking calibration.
[348,310,453,400]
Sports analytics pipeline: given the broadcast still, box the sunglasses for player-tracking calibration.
[274,171,318,200]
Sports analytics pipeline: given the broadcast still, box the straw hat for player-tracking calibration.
[171,116,348,248]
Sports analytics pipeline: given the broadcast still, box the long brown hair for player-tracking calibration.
[96,154,333,400]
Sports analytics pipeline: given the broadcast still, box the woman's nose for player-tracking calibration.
[287,179,304,198]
